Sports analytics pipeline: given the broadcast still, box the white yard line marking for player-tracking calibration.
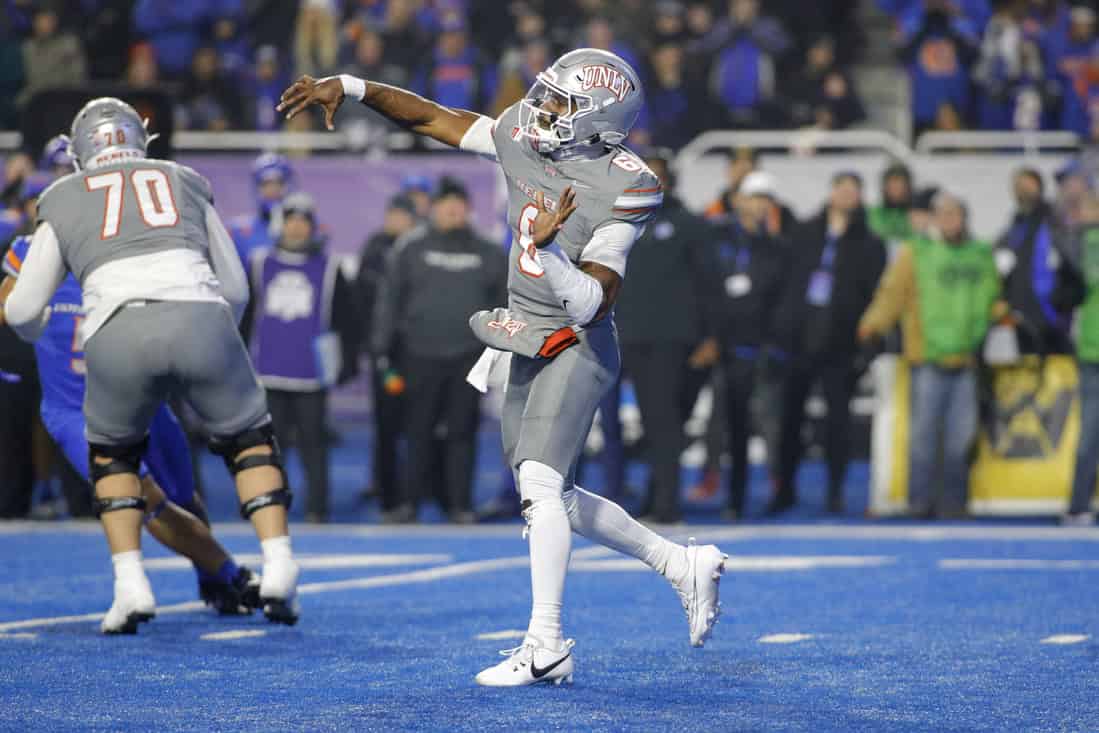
[758,633,814,644]
[0,545,613,632]
[571,556,895,572]
[1040,634,1090,645]
[941,559,1099,570]
[144,553,452,571]
[475,630,526,641]
[6,521,1099,542]
[0,632,38,640]
[200,630,267,641]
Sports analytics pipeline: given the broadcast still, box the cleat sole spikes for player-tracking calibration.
[554,674,574,686]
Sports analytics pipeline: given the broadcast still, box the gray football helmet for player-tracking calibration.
[519,48,644,154]
[68,97,155,170]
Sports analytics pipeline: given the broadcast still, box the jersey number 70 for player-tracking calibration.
[85,169,179,239]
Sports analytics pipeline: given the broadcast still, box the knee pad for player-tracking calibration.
[89,437,148,485]
[518,461,565,527]
[210,423,284,476]
[239,488,293,520]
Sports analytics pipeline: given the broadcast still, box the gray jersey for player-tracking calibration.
[491,103,662,331]
[37,158,213,285]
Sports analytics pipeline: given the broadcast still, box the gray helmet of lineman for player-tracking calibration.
[519,48,644,155]
[68,97,155,170]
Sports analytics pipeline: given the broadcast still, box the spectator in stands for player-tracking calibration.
[909,185,941,236]
[653,1,688,46]
[997,167,1078,353]
[898,0,981,135]
[703,147,759,221]
[414,13,496,115]
[491,39,550,117]
[771,172,886,515]
[371,178,505,524]
[615,148,722,524]
[710,171,790,520]
[869,162,915,246]
[1050,6,1099,137]
[180,46,243,131]
[295,0,339,77]
[16,2,87,107]
[634,42,702,150]
[583,15,643,74]
[83,0,136,81]
[0,27,24,129]
[858,192,1003,519]
[400,174,434,220]
[243,46,289,132]
[1064,192,1099,525]
[707,0,792,128]
[355,194,419,514]
[245,192,360,524]
[125,42,160,90]
[786,34,867,130]
[1055,159,1092,228]
[132,1,233,80]
[230,152,294,265]
[974,0,1048,130]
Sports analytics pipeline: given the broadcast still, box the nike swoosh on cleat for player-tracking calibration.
[530,653,570,679]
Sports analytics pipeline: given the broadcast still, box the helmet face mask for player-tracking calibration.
[518,48,642,156]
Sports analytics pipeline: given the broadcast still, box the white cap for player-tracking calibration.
[739,170,777,198]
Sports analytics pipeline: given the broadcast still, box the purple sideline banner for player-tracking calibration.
[180,153,507,418]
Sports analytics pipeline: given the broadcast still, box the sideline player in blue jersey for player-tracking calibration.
[228,152,294,265]
[1,233,260,616]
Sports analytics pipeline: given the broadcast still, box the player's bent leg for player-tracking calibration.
[476,460,574,687]
[90,439,156,635]
[563,486,728,648]
[140,478,260,615]
[210,423,299,626]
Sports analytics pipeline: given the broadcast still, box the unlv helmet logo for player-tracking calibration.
[580,65,633,102]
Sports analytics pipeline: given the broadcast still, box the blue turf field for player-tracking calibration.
[2,521,1098,732]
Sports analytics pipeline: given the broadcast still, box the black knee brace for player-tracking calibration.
[89,437,148,485]
[239,488,294,519]
[209,424,284,476]
[94,495,147,518]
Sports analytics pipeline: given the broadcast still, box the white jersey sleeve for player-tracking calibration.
[579,221,644,278]
[458,115,499,161]
[3,222,66,342]
[204,203,249,323]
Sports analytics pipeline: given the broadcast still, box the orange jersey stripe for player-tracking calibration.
[622,186,663,194]
[4,248,21,273]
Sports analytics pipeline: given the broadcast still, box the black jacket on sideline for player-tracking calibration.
[616,196,722,347]
[773,207,886,359]
[710,217,790,350]
[372,225,506,359]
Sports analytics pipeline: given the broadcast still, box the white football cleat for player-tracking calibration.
[672,539,728,647]
[475,636,575,687]
[101,576,156,635]
[259,557,300,626]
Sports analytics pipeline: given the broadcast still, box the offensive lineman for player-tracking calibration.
[3,98,300,633]
[2,231,260,620]
[279,48,727,686]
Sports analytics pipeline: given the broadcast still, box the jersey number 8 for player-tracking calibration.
[516,203,544,278]
[85,169,180,239]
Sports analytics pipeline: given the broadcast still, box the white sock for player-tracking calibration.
[111,550,145,585]
[563,486,689,585]
[519,461,571,649]
[261,535,293,565]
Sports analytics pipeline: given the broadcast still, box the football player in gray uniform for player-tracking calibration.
[3,98,300,633]
[280,48,727,686]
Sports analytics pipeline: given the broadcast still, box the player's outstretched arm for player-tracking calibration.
[277,75,482,148]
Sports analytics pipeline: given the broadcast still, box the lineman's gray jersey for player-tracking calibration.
[489,103,662,330]
[37,158,213,285]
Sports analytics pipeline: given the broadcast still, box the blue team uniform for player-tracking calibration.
[3,236,195,505]
[228,211,276,265]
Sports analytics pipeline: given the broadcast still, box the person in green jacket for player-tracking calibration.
[868,162,914,248]
[1065,196,1099,525]
[858,192,1005,518]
